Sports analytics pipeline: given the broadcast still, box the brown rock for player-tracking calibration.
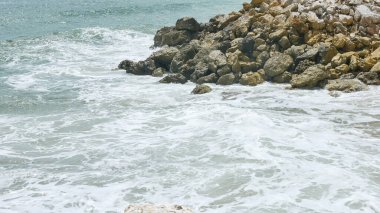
[192,84,212,94]
[240,72,265,86]
[290,65,328,88]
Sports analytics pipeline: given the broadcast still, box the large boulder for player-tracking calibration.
[159,74,188,84]
[290,65,328,88]
[192,84,212,94]
[264,53,294,77]
[176,17,201,32]
[217,73,236,85]
[170,43,199,73]
[239,72,265,86]
[325,79,368,92]
[150,47,179,69]
[154,27,194,47]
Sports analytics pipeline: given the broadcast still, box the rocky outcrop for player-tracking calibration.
[119,0,380,93]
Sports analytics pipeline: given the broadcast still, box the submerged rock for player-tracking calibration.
[325,79,368,92]
[125,204,192,213]
[192,84,212,94]
[217,73,236,85]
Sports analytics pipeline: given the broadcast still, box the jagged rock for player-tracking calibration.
[356,71,380,85]
[325,79,368,92]
[239,72,265,86]
[269,29,287,41]
[150,47,179,69]
[296,48,319,61]
[154,27,194,47]
[290,65,328,88]
[159,73,188,84]
[119,59,155,75]
[170,43,199,73]
[294,60,316,74]
[152,68,165,77]
[318,43,338,64]
[176,17,201,32]
[208,50,227,68]
[264,53,293,77]
[125,204,192,213]
[197,73,218,84]
[192,84,212,94]
[217,73,236,85]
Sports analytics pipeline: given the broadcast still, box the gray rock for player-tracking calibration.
[290,65,328,88]
[159,73,188,84]
[118,59,155,75]
[176,17,201,32]
[217,73,235,85]
[296,48,319,61]
[208,50,227,68]
[192,84,212,94]
[273,71,292,83]
[294,60,316,74]
[264,53,294,77]
[325,79,368,92]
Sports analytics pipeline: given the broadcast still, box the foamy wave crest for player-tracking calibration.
[1,27,153,91]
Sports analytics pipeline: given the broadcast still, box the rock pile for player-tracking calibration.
[119,0,380,92]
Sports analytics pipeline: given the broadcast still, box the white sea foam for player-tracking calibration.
[0,27,380,213]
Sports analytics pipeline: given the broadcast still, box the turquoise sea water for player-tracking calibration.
[1,0,380,212]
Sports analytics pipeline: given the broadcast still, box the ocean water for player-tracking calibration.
[0,0,380,212]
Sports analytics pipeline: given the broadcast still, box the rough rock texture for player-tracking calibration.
[239,72,265,86]
[119,0,380,93]
[125,204,192,213]
[290,65,328,88]
[159,74,188,84]
[325,79,368,92]
[192,84,212,94]
[264,53,294,78]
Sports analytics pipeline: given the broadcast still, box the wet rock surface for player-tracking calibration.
[119,0,380,93]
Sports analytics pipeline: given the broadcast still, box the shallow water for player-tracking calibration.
[1,0,380,212]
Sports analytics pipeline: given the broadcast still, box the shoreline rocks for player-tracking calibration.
[119,0,380,93]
